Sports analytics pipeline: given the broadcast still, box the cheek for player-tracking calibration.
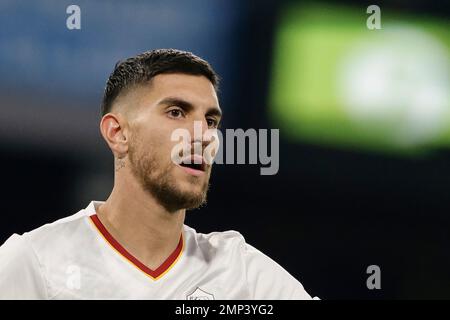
[149,128,181,165]
[135,116,185,164]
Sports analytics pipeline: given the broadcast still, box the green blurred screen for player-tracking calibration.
[269,3,450,155]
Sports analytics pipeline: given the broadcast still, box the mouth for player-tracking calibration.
[178,155,206,176]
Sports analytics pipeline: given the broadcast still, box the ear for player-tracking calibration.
[99,113,129,158]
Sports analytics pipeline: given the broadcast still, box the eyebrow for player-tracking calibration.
[158,97,222,118]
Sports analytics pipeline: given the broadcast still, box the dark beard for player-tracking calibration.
[128,143,209,213]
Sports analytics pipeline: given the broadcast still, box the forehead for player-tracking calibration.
[147,73,218,106]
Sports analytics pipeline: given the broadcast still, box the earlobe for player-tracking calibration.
[100,113,129,156]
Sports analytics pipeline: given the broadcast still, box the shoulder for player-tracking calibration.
[0,233,33,260]
[0,204,97,299]
[0,233,48,299]
[183,225,284,268]
[183,225,316,299]
[21,207,90,247]
[1,204,93,270]
[1,205,89,248]
[183,225,246,257]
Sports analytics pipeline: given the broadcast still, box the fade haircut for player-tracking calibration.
[101,49,219,115]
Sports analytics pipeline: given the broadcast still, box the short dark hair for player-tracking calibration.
[101,49,219,115]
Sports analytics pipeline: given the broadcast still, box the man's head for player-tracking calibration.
[99,49,222,212]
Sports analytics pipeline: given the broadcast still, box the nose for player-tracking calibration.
[187,118,210,142]
[188,118,217,156]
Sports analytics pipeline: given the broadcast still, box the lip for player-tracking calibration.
[177,154,207,176]
[178,164,205,176]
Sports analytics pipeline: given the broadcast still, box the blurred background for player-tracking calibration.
[1,0,449,299]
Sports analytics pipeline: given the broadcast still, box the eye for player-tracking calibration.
[207,118,219,128]
[167,108,185,119]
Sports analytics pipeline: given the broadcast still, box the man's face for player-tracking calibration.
[124,73,221,212]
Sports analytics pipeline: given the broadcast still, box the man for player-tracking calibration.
[0,49,316,299]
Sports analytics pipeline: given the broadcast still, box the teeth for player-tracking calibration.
[178,155,205,171]
[180,162,203,171]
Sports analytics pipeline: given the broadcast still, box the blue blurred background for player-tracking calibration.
[1,0,449,299]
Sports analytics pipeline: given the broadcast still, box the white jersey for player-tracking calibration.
[0,201,316,300]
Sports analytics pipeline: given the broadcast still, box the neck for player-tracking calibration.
[96,172,185,270]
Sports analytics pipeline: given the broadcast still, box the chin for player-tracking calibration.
[174,190,207,210]
[177,183,206,199]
